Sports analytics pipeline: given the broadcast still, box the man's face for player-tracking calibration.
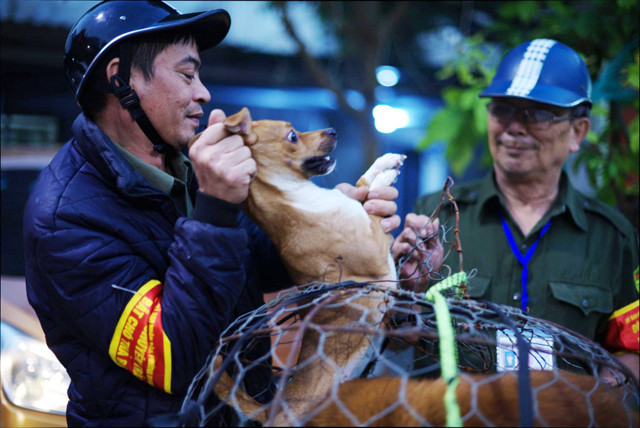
[130,40,210,149]
[487,98,586,180]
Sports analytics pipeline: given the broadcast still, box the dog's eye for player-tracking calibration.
[286,130,298,143]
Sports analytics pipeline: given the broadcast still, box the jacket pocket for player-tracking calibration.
[467,276,491,298]
[548,281,613,317]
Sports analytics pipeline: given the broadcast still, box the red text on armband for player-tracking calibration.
[109,280,173,393]
[604,300,639,353]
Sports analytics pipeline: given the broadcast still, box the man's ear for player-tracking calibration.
[105,57,120,83]
[569,117,590,153]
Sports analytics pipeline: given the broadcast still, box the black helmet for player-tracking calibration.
[64,1,230,153]
[64,0,231,101]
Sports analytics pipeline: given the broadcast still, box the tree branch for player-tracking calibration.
[378,1,412,47]
[275,1,361,117]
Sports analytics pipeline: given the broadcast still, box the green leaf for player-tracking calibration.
[441,87,463,106]
[473,99,489,135]
[498,1,540,24]
[458,90,477,110]
[547,1,571,16]
[418,109,465,150]
[449,143,474,176]
[623,60,639,90]
[596,188,618,206]
[586,130,600,144]
[617,0,637,9]
[445,111,480,175]
[628,116,639,155]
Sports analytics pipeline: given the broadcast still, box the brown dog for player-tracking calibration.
[193,108,639,427]
[304,371,639,427]
[191,107,404,425]
[217,369,638,426]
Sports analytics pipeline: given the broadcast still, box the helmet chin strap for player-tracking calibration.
[109,43,172,155]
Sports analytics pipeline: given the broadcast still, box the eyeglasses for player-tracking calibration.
[487,102,573,131]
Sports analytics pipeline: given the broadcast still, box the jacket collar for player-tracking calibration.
[475,169,588,233]
[72,113,163,196]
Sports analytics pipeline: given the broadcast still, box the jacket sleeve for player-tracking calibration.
[29,191,262,394]
[601,229,639,354]
[241,214,293,293]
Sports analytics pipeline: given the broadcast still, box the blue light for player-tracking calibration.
[376,66,400,87]
[373,105,409,133]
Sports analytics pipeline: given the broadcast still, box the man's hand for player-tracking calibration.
[392,213,443,293]
[189,109,256,204]
[336,183,400,234]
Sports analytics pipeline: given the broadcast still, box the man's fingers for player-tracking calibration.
[189,111,233,154]
[208,109,227,127]
[405,213,427,230]
[394,229,427,261]
[392,240,415,260]
[367,185,398,202]
[336,183,368,203]
[404,213,439,238]
[234,157,257,181]
[192,133,245,159]
[337,184,399,227]
[217,143,252,164]
[380,214,400,234]
[363,199,396,217]
[398,227,418,245]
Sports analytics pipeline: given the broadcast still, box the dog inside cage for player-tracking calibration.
[173,178,639,427]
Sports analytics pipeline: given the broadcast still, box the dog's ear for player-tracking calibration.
[224,107,257,144]
[188,108,252,149]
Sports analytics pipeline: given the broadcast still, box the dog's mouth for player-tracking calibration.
[302,155,336,176]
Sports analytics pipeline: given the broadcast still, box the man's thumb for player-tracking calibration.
[208,109,227,127]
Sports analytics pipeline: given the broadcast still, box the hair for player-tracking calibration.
[570,103,591,119]
[80,28,197,122]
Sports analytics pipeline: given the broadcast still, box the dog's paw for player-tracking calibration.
[370,168,401,190]
[372,153,406,172]
[359,153,406,189]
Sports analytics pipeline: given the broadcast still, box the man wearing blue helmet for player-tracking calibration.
[23,1,400,426]
[394,39,639,380]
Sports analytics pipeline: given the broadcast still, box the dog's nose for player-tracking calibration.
[324,128,337,139]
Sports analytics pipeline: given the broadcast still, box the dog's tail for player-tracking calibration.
[212,355,268,424]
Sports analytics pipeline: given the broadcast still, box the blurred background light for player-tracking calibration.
[375,65,400,87]
[345,90,366,111]
[373,105,409,133]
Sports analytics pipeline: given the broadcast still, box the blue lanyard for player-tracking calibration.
[500,214,553,313]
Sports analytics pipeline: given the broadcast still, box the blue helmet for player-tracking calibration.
[479,39,592,108]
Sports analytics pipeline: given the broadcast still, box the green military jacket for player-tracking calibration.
[414,170,639,351]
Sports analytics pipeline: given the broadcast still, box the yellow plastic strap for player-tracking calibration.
[425,271,467,427]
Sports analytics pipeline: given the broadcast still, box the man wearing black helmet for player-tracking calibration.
[23,1,400,426]
[393,39,639,380]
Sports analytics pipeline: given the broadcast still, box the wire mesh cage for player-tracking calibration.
[180,282,639,426]
[177,177,639,426]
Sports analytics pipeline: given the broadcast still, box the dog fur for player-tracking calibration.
[191,107,403,425]
[192,108,639,427]
[304,371,639,427]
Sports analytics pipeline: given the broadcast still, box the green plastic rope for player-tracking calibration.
[425,271,467,427]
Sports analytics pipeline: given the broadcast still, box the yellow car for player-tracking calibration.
[1,276,68,427]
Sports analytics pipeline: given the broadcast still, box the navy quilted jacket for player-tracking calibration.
[24,114,291,426]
